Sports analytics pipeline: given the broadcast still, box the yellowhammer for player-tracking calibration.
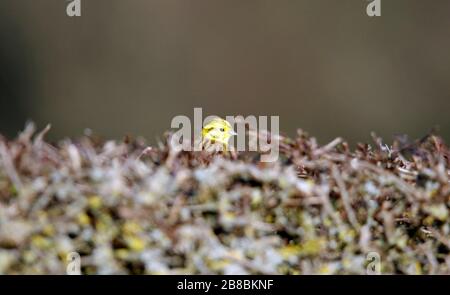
[201,117,237,151]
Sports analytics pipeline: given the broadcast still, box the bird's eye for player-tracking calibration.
[220,128,225,132]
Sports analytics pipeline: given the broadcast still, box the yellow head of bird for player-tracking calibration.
[202,117,237,148]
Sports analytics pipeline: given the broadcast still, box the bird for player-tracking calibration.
[201,117,237,152]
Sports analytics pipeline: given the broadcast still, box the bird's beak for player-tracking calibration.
[229,130,238,136]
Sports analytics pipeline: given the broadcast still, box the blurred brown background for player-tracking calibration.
[0,0,449,145]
